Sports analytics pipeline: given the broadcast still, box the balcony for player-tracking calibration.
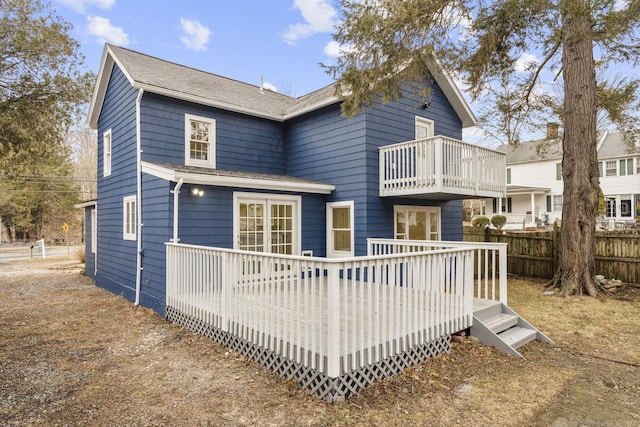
[379,136,506,200]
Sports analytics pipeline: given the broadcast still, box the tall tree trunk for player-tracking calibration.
[550,0,602,296]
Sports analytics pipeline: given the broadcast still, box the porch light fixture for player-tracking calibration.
[191,187,204,197]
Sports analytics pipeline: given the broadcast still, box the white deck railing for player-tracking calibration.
[166,243,476,378]
[379,136,506,198]
[368,239,508,305]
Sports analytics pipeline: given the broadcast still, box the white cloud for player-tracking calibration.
[58,0,115,13]
[86,16,129,45]
[323,40,353,58]
[282,0,337,45]
[179,18,212,51]
[262,82,278,92]
[515,53,539,73]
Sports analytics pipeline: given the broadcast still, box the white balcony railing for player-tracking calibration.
[166,242,476,379]
[379,136,506,199]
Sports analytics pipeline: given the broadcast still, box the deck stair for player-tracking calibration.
[470,299,553,358]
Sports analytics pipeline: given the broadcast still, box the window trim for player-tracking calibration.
[327,201,355,258]
[415,116,435,139]
[103,128,112,177]
[394,205,441,241]
[185,114,216,168]
[123,195,136,241]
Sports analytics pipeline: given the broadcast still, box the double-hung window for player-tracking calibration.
[185,114,215,167]
[327,201,354,257]
[123,195,136,240]
[103,129,112,177]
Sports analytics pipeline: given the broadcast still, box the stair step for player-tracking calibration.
[483,313,519,334]
[498,327,537,350]
[473,299,503,320]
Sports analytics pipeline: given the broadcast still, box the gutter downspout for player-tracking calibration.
[134,89,144,306]
[172,179,184,243]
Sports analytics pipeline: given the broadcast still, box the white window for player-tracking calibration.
[620,158,634,176]
[415,116,434,139]
[395,206,441,241]
[185,114,215,167]
[327,201,354,257]
[553,195,563,211]
[90,208,97,253]
[123,195,136,240]
[103,129,112,177]
[233,193,300,254]
[605,160,617,176]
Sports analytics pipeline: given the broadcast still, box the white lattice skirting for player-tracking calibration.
[166,306,451,402]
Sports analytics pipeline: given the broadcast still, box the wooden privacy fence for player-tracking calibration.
[463,226,640,284]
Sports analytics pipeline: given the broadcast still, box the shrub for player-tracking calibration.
[491,214,507,230]
[472,216,490,228]
[75,246,86,263]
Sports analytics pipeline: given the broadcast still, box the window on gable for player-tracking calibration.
[415,116,434,139]
[506,168,511,184]
[327,201,354,257]
[185,114,216,167]
[123,195,136,240]
[556,163,562,180]
[605,160,617,176]
[103,129,112,177]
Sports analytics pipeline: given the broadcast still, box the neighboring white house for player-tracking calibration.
[480,127,640,229]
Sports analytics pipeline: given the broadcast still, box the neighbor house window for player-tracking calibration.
[621,196,632,217]
[90,208,97,253]
[394,206,441,241]
[103,129,112,177]
[620,158,634,176]
[327,201,354,257]
[493,198,512,214]
[506,168,512,184]
[605,160,617,176]
[123,195,136,240]
[185,114,215,167]
[553,195,563,211]
[415,116,434,139]
[598,162,603,177]
[555,163,562,180]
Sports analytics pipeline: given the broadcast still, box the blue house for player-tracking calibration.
[80,44,517,401]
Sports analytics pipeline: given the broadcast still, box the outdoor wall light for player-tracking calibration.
[191,187,204,197]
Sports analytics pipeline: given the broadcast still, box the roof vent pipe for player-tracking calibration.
[260,75,264,93]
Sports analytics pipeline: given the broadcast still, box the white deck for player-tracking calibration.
[166,240,507,378]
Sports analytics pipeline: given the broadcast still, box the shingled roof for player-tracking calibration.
[497,131,640,165]
[87,44,476,129]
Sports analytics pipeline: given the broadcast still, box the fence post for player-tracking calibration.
[552,222,560,274]
[326,263,340,378]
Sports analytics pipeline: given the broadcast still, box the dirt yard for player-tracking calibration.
[1,256,639,426]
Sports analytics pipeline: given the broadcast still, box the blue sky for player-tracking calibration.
[51,0,636,144]
[53,0,341,97]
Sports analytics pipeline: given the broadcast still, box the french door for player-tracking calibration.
[235,193,300,255]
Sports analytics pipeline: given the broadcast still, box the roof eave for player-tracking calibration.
[425,57,477,128]
[141,161,335,195]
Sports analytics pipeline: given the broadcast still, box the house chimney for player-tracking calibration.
[547,122,559,139]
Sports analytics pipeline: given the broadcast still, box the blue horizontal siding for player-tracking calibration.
[95,64,139,300]
[140,94,286,175]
